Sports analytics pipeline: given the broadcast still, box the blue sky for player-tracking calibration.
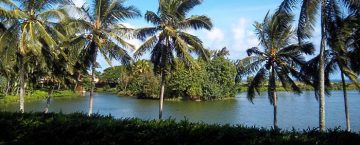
[73,0,322,72]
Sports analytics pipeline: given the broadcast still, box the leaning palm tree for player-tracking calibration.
[302,12,360,132]
[236,11,314,128]
[64,0,140,116]
[278,0,360,131]
[0,0,70,113]
[134,0,212,119]
[327,11,360,132]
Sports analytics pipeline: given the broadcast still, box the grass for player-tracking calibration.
[0,90,81,104]
[0,112,359,145]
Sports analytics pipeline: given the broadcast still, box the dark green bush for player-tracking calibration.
[0,112,359,145]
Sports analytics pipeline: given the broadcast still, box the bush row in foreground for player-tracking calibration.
[0,112,359,145]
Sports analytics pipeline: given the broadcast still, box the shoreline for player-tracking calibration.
[0,90,81,104]
[1,84,358,104]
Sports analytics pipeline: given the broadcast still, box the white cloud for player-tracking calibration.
[246,30,259,48]
[233,18,247,47]
[231,18,259,59]
[72,0,85,7]
[202,27,226,50]
[206,27,224,41]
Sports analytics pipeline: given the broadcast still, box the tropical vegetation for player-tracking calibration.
[104,49,239,100]
[0,0,359,136]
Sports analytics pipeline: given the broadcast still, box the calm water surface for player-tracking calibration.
[1,91,359,131]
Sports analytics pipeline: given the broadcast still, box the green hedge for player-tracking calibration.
[0,112,359,145]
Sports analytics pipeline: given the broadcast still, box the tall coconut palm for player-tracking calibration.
[0,0,70,113]
[236,11,314,128]
[302,11,360,131]
[134,0,212,119]
[278,0,360,131]
[327,11,360,132]
[64,0,140,116]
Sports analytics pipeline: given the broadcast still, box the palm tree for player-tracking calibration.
[0,20,17,96]
[134,0,213,119]
[0,0,70,113]
[302,12,360,132]
[236,11,314,128]
[278,0,360,131]
[327,11,360,132]
[65,0,140,116]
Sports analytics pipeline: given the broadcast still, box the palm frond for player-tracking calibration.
[247,47,265,56]
[38,9,67,21]
[236,56,265,76]
[178,32,209,61]
[135,27,160,41]
[145,11,161,25]
[173,35,194,67]
[101,0,140,24]
[278,43,315,55]
[177,0,202,16]
[104,41,132,65]
[134,36,158,58]
[178,15,213,30]
[277,0,299,13]
[247,67,267,103]
[35,21,57,48]
[297,0,319,42]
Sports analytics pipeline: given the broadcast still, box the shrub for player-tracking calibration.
[0,112,359,145]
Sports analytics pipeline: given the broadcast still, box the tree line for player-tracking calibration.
[0,0,359,132]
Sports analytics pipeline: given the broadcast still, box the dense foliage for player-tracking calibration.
[0,112,359,145]
[111,57,239,100]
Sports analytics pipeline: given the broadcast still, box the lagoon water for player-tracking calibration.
[1,91,360,131]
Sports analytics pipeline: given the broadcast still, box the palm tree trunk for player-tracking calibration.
[88,49,97,116]
[319,0,327,132]
[19,57,25,113]
[44,85,54,114]
[74,72,81,92]
[57,82,61,90]
[5,81,10,96]
[273,91,277,129]
[340,70,350,131]
[271,66,278,129]
[159,71,165,119]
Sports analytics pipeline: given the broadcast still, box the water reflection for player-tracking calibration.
[0,91,359,131]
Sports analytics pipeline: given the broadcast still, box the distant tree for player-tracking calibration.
[101,66,122,85]
[204,57,237,100]
[167,59,206,100]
